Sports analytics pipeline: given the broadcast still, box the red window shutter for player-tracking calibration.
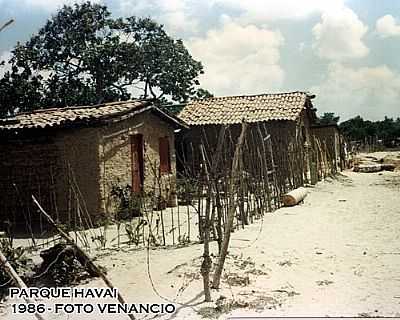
[159,137,171,174]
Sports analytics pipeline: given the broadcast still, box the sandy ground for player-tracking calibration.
[2,152,400,319]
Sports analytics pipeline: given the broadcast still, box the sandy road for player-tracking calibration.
[102,168,400,318]
[3,168,400,319]
[229,170,400,318]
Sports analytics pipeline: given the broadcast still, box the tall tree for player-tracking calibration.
[318,112,340,125]
[0,69,43,116]
[339,115,400,147]
[339,116,368,141]
[0,2,203,116]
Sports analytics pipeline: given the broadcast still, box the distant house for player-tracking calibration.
[311,124,347,172]
[178,91,319,190]
[0,100,186,229]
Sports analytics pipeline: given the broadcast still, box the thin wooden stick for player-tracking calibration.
[198,126,226,301]
[32,196,135,320]
[212,122,247,289]
[0,250,46,320]
[199,145,212,302]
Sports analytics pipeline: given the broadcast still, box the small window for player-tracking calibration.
[159,137,171,174]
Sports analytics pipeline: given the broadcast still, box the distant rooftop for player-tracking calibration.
[179,91,315,126]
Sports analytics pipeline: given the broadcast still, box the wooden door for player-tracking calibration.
[131,134,144,193]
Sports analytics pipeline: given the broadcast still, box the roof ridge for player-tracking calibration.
[15,99,150,116]
[192,91,309,103]
[0,99,188,131]
[178,91,314,125]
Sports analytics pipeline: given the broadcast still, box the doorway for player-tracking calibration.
[130,134,144,193]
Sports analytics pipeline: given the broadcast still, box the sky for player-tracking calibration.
[0,0,399,121]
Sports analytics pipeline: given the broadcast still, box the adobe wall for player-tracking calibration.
[53,127,102,224]
[0,129,100,232]
[0,138,60,230]
[0,111,178,230]
[0,127,102,231]
[98,111,177,215]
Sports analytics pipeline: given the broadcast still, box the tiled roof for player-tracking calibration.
[0,100,187,131]
[179,92,313,125]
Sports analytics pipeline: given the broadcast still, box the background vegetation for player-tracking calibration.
[318,112,400,147]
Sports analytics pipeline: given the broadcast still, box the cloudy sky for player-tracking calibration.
[0,0,399,121]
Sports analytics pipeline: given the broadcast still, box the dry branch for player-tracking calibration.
[199,145,213,302]
[212,122,248,289]
[199,126,226,301]
[0,19,14,33]
[0,250,46,320]
[32,196,136,320]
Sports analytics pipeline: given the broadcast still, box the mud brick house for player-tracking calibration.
[178,91,319,190]
[0,100,186,229]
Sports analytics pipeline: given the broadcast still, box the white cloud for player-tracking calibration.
[186,21,284,96]
[115,0,348,36]
[376,14,400,38]
[213,0,345,22]
[311,63,400,121]
[162,10,199,34]
[116,0,201,35]
[312,6,369,61]
[118,0,181,16]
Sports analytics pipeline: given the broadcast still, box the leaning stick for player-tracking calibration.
[212,122,248,289]
[0,19,14,33]
[32,196,135,320]
[199,126,226,302]
[0,250,46,320]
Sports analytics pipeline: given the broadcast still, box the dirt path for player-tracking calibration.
[3,168,400,319]
[229,170,400,318]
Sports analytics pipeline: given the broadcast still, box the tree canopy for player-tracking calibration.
[0,2,204,117]
[318,112,340,125]
[339,115,400,147]
[317,112,400,147]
